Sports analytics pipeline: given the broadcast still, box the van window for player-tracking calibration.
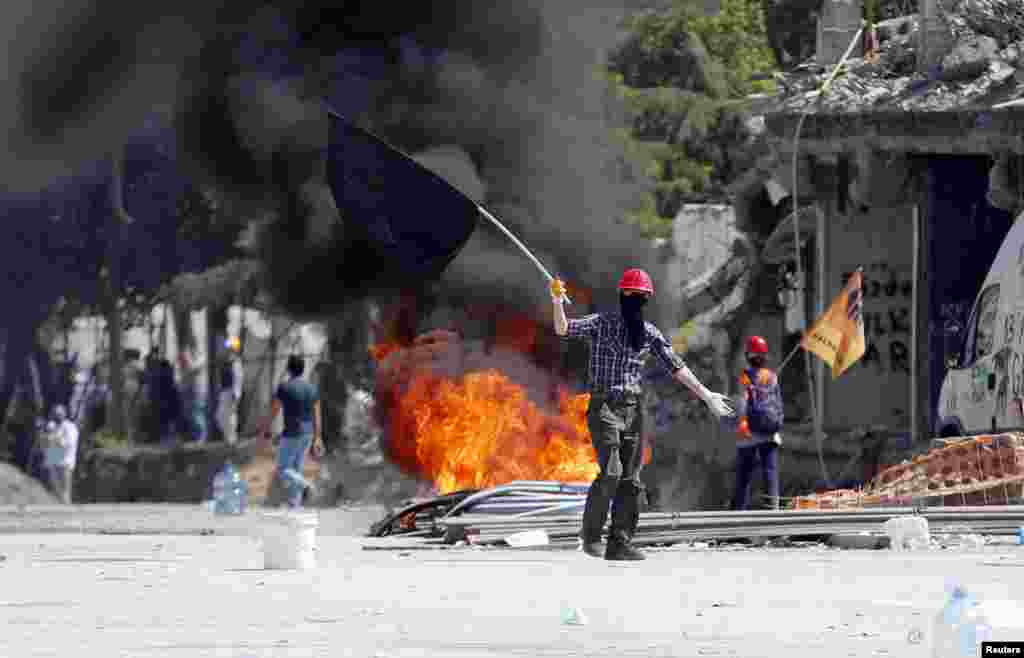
[965,284,1000,364]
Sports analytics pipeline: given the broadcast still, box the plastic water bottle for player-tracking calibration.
[211,467,227,514]
[932,585,992,657]
[228,464,248,515]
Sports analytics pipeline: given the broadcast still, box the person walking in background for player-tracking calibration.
[43,405,78,504]
[259,355,324,509]
[178,346,208,444]
[550,269,735,560]
[155,358,182,447]
[732,336,783,511]
[216,337,244,445]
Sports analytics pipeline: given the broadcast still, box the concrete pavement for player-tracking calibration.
[0,505,1021,657]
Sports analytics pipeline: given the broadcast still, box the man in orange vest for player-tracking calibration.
[733,335,783,511]
[551,269,735,560]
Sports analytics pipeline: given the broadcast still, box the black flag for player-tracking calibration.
[324,110,480,294]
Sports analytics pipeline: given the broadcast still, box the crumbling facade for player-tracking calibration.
[755,0,1024,479]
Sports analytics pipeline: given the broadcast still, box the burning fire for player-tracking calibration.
[370,299,651,494]
[371,319,606,493]
[387,367,598,493]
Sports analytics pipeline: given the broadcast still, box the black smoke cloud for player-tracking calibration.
[5,0,676,329]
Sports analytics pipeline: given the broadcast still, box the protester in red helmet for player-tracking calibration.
[550,269,734,560]
[732,336,783,510]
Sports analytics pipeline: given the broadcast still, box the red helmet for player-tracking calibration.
[618,268,654,295]
[747,335,769,354]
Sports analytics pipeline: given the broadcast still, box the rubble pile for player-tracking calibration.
[772,0,1024,114]
[792,433,1024,509]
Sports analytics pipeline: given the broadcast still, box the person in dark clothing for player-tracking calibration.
[551,269,734,560]
[11,402,37,475]
[259,355,324,509]
[152,358,182,447]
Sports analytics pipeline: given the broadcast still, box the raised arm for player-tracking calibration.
[550,279,601,340]
[551,279,569,336]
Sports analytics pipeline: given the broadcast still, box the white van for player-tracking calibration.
[937,217,1024,437]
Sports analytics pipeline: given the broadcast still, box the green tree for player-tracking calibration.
[607,0,777,238]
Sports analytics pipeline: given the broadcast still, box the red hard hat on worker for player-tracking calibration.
[746,335,769,354]
[618,268,654,295]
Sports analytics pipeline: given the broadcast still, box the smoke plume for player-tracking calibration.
[3,0,676,328]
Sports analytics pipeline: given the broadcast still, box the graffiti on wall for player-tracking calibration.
[842,263,912,374]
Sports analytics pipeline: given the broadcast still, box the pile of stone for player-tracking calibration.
[0,463,58,505]
[772,0,1024,114]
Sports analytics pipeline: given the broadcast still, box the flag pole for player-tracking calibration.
[477,206,572,305]
[778,342,803,374]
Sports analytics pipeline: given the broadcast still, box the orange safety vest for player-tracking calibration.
[736,367,777,442]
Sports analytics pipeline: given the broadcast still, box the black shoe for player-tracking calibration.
[605,541,646,561]
[581,540,605,558]
[302,483,316,506]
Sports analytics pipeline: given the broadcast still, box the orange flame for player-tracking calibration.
[369,342,404,362]
[384,367,597,493]
[369,301,654,494]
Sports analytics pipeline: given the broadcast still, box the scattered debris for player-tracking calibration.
[883,516,931,551]
[560,605,588,626]
[827,533,890,550]
[770,4,1024,115]
[505,529,550,547]
[366,482,1024,551]
[852,631,880,638]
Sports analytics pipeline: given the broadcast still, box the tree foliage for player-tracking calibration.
[607,0,777,238]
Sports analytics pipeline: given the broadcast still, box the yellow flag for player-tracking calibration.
[800,268,866,379]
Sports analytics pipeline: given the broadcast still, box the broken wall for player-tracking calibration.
[822,203,915,430]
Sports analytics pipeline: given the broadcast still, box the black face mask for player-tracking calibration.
[620,293,648,351]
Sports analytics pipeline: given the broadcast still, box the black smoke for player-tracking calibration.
[5,0,673,327]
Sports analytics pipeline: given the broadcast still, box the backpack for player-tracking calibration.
[744,368,784,435]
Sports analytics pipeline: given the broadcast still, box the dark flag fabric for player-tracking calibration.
[325,110,479,294]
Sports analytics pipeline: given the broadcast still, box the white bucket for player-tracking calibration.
[258,511,319,570]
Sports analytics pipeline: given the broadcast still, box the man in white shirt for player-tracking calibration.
[44,405,78,504]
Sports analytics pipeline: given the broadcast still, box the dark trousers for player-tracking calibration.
[733,442,780,511]
[581,396,644,545]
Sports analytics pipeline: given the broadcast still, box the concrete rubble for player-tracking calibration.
[769,1,1024,114]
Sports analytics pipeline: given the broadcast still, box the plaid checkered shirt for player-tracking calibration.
[565,312,684,398]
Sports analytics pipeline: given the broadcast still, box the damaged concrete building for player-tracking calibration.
[727,0,1024,503]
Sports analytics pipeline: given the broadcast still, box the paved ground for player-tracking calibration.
[0,505,1021,657]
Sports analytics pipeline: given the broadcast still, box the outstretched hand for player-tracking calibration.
[704,392,736,419]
